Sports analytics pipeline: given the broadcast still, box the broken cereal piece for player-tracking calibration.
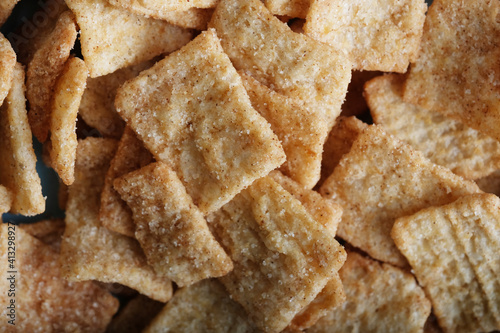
[59,137,173,302]
[209,0,351,128]
[403,0,500,141]
[392,193,500,333]
[115,29,285,214]
[100,126,153,237]
[114,162,233,287]
[208,176,346,332]
[0,63,45,216]
[308,252,431,333]
[50,57,88,186]
[320,125,481,267]
[65,0,192,77]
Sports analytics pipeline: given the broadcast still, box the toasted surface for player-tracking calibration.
[368,74,500,180]
[109,0,216,13]
[59,137,173,302]
[0,33,15,107]
[144,280,259,333]
[392,193,500,333]
[0,0,20,26]
[100,127,153,237]
[207,177,346,332]
[403,0,500,141]
[26,10,77,142]
[65,0,192,77]
[0,64,45,216]
[114,162,233,287]
[242,73,328,189]
[107,294,164,333]
[304,0,426,72]
[0,224,119,333]
[0,185,12,214]
[209,0,351,128]
[108,0,214,29]
[308,252,431,333]
[264,0,309,18]
[318,116,367,188]
[50,57,88,186]
[116,29,285,214]
[289,273,345,331]
[475,170,500,197]
[320,125,481,267]
[20,218,65,251]
[269,170,342,235]
[79,61,154,139]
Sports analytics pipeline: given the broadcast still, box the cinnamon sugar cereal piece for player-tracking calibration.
[208,177,346,332]
[26,10,77,142]
[59,137,173,302]
[367,74,500,180]
[304,0,426,73]
[242,73,328,189]
[0,224,119,333]
[320,125,481,267]
[100,127,153,237]
[65,0,192,77]
[318,116,367,188]
[79,61,154,139]
[264,0,309,18]
[115,29,285,214]
[0,64,45,216]
[392,193,500,333]
[20,218,65,251]
[0,186,12,214]
[289,273,345,331]
[209,0,351,128]
[0,0,20,26]
[50,57,88,186]
[144,280,259,333]
[108,0,214,29]
[107,294,164,333]
[403,0,500,141]
[114,162,233,287]
[269,170,342,235]
[308,252,431,333]
[0,33,16,107]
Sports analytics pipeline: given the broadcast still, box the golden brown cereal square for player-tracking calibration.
[0,33,16,107]
[392,193,500,333]
[26,10,77,142]
[209,0,351,129]
[115,29,285,214]
[114,162,233,287]
[242,73,328,189]
[50,57,88,186]
[0,64,45,216]
[107,294,165,333]
[144,280,259,333]
[367,74,500,180]
[65,0,193,77]
[304,0,426,72]
[79,61,155,139]
[318,116,367,188]
[208,176,346,332]
[403,0,500,141]
[308,251,431,333]
[269,170,342,235]
[0,223,119,333]
[320,125,481,267]
[100,127,153,237]
[59,137,173,302]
